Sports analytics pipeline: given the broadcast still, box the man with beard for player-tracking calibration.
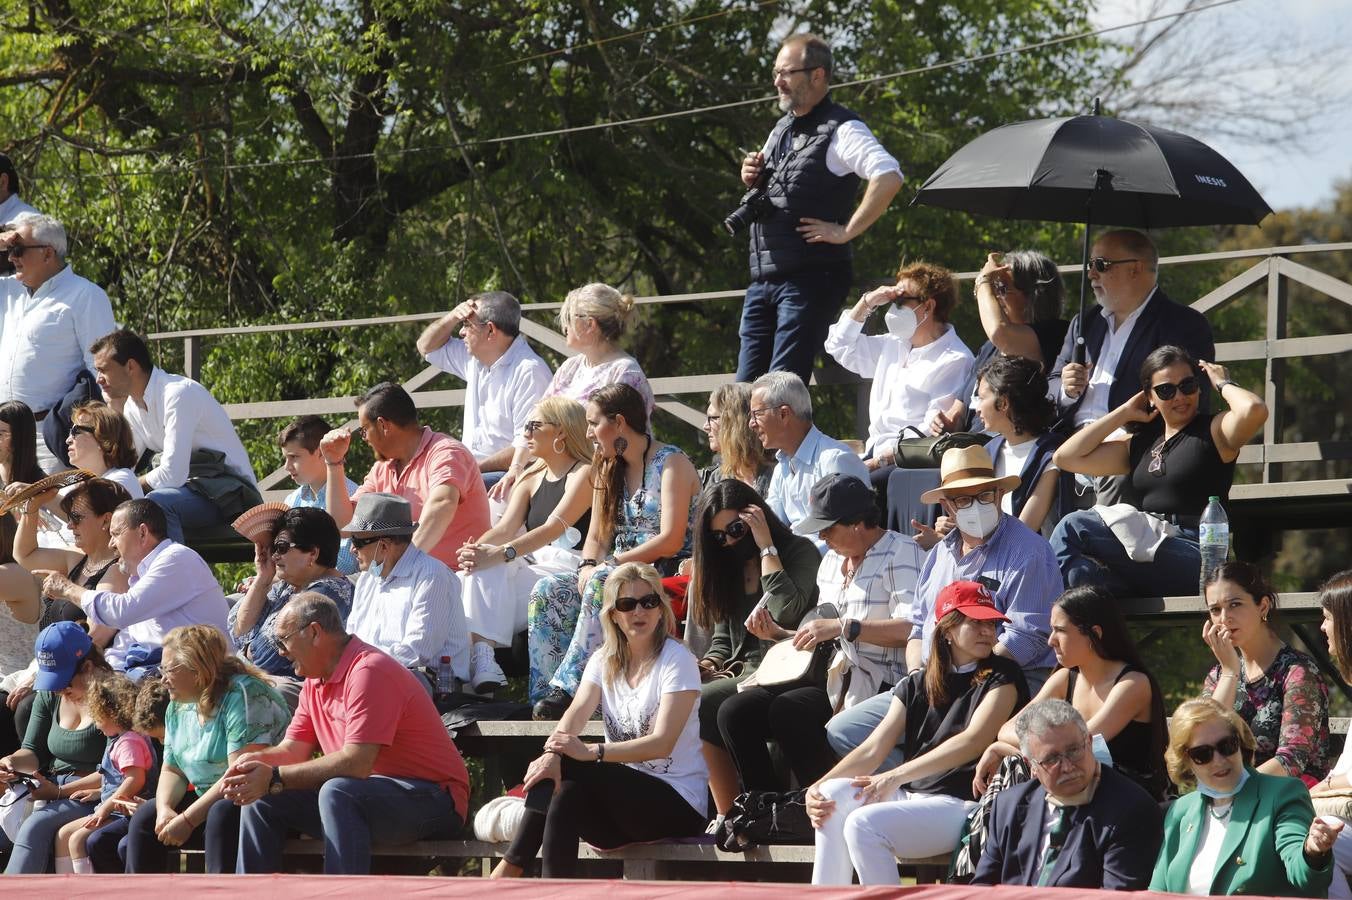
[320,381,489,573]
[734,33,903,384]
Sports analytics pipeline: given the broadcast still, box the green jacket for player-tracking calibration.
[1150,769,1331,897]
[705,532,820,671]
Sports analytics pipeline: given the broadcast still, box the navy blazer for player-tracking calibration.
[971,764,1163,890]
[1047,286,1215,432]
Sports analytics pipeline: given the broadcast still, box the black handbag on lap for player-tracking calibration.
[892,427,991,469]
[715,789,814,851]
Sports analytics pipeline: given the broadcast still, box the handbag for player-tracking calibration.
[0,776,39,842]
[715,789,814,851]
[738,603,840,692]
[892,427,991,469]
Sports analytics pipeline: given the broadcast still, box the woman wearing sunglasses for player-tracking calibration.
[1050,344,1267,597]
[1151,698,1337,896]
[1202,561,1328,783]
[687,479,821,819]
[494,563,708,878]
[808,580,1027,885]
[229,507,353,690]
[457,398,592,692]
[64,401,142,500]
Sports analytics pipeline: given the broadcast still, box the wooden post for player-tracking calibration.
[1263,257,1288,484]
[183,335,202,382]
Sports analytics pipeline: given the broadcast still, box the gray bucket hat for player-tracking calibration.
[343,492,416,538]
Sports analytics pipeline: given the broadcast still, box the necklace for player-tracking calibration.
[1208,802,1233,821]
[1147,426,1189,475]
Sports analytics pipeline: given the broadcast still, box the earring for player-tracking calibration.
[553,436,566,454]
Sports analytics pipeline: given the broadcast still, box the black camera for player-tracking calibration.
[723,164,776,235]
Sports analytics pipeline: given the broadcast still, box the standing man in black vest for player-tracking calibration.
[734,33,903,384]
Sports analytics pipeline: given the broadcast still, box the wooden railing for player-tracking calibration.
[146,242,1352,500]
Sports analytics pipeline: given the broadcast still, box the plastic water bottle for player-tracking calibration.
[1199,496,1230,596]
[435,655,454,706]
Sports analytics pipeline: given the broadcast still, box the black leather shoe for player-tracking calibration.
[532,687,573,720]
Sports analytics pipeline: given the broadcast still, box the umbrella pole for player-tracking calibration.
[1073,169,1112,366]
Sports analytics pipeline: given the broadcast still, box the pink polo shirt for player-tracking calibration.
[287,637,470,816]
[356,426,490,570]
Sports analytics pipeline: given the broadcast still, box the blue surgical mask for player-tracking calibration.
[1090,732,1113,766]
[1196,766,1250,800]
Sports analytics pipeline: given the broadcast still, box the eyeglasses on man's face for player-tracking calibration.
[948,489,998,509]
[1030,739,1087,772]
[1088,256,1138,273]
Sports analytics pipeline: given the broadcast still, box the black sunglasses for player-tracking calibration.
[710,519,748,546]
[1089,256,1138,273]
[523,420,549,435]
[69,424,95,439]
[1151,376,1200,401]
[271,538,309,556]
[614,593,663,613]
[1185,733,1241,766]
[350,535,382,548]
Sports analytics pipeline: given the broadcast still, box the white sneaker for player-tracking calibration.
[470,642,505,693]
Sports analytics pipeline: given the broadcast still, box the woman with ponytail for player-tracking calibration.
[526,384,698,720]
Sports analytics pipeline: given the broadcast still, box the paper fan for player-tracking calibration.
[0,468,97,516]
[231,501,291,542]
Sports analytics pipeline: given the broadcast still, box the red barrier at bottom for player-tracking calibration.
[0,876,1277,900]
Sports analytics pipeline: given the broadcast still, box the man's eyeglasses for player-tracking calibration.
[69,424,95,440]
[948,489,998,509]
[614,593,664,613]
[1030,740,1087,772]
[710,519,748,546]
[350,535,382,549]
[1088,257,1139,273]
[1185,733,1241,766]
[5,243,49,259]
[1151,377,1200,401]
[773,66,818,79]
[748,405,783,422]
[271,623,310,649]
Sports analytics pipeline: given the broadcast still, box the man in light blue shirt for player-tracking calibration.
[824,445,1061,768]
[752,371,869,546]
[279,415,358,575]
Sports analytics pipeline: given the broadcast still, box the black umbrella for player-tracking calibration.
[912,108,1271,361]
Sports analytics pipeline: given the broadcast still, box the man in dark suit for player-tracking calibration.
[971,699,1162,890]
[1048,228,1214,433]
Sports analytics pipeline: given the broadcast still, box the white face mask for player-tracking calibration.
[884,303,927,340]
[953,497,1000,540]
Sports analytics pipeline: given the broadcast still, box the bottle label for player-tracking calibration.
[1199,524,1229,545]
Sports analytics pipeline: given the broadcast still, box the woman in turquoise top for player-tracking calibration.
[1151,698,1338,896]
[124,625,290,874]
[527,383,699,718]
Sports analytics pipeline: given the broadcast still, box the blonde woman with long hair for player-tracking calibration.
[458,397,594,691]
[700,382,772,494]
[492,282,654,501]
[123,625,290,874]
[493,562,708,879]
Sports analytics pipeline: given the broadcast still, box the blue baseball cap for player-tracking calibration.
[34,621,93,692]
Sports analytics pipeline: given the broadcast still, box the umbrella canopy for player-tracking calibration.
[913,114,1272,228]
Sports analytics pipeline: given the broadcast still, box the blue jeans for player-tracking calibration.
[236,775,461,875]
[1051,510,1201,598]
[145,485,226,544]
[124,792,239,874]
[736,264,852,383]
[1,774,94,873]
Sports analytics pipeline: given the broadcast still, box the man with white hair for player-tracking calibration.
[415,290,551,484]
[0,211,116,472]
[971,699,1162,890]
[750,370,869,540]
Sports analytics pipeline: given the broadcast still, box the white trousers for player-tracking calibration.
[811,777,974,886]
[1329,823,1352,899]
[459,547,577,646]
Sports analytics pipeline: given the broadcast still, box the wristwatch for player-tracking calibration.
[844,618,863,643]
[269,766,285,795]
[503,545,518,562]
[1215,379,1235,393]
[759,546,780,559]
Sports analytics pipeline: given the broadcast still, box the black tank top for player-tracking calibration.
[1067,665,1168,800]
[525,465,590,550]
[39,555,118,630]
[1126,413,1234,516]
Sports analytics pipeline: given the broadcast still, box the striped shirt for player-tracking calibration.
[818,529,926,704]
[347,544,470,681]
[909,514,1060,669]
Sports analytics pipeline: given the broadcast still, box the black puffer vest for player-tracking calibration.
[748,94,862,279]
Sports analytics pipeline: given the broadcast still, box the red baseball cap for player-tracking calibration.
[934,580,1009,623]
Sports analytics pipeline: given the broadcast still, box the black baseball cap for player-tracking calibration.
[792,473,876,535]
